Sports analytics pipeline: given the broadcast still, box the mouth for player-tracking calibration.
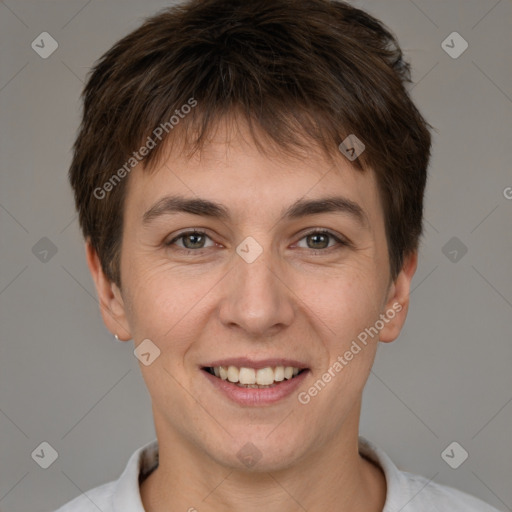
[200,358,310,406]
[202,365,308,388]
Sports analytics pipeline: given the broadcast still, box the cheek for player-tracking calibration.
[296,266,383,402]
[302,275,381,408]
[299,264,382,343]
[125,262,217,342]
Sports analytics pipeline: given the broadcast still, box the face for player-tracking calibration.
[88,121,416,472]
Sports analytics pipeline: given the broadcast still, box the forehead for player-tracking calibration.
[123,122,384,230]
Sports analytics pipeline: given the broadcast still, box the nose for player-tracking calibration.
[218,244,295,338]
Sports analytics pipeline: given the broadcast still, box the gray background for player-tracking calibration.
[1,0,511,511]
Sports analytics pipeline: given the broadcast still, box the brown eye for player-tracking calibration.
[306,232,330,249]
[181,232,206,249]
[166,230,214,251]
[296,230,348,252]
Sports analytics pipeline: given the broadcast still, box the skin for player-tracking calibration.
[86,119,417,512]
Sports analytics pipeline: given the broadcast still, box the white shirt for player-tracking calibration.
[54,436,501,511]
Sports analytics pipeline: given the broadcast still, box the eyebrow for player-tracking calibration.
[142,194,369,228]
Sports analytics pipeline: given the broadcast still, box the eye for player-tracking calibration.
[164,228,349,255]
[165,229,215,251]
[295,229,348,252]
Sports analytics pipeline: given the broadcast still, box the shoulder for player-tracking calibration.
[358,436,502,512]
[53,480,116,511]
[397,470,502,511]
[52,439,158,512]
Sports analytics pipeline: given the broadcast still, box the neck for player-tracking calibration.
[141,403,386,512]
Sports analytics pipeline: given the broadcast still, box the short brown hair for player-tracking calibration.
[69,0,432,288]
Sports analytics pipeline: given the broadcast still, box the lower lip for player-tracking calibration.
[202,369,309,406]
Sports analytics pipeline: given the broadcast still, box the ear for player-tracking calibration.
[85,239,132,341]
[378,251,418,343]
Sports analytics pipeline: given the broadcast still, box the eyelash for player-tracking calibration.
[164,229,349,255]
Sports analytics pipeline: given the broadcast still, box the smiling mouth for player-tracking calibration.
[203,366,308,388]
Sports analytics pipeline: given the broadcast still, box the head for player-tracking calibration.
[71,0,431,471]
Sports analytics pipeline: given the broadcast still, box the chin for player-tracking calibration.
[207,428,310,472]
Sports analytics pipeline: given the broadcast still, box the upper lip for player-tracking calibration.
[202,358,309,370]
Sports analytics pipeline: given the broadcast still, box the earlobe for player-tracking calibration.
[378,251,418,343]
[85,240,132,341]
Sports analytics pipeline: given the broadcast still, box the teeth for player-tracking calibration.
[256,367,274,385]
[274,366,285,381]
[211,365,302,385]
[284,366,294,380]
[239,367,256,385]
[227,366,239,383]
